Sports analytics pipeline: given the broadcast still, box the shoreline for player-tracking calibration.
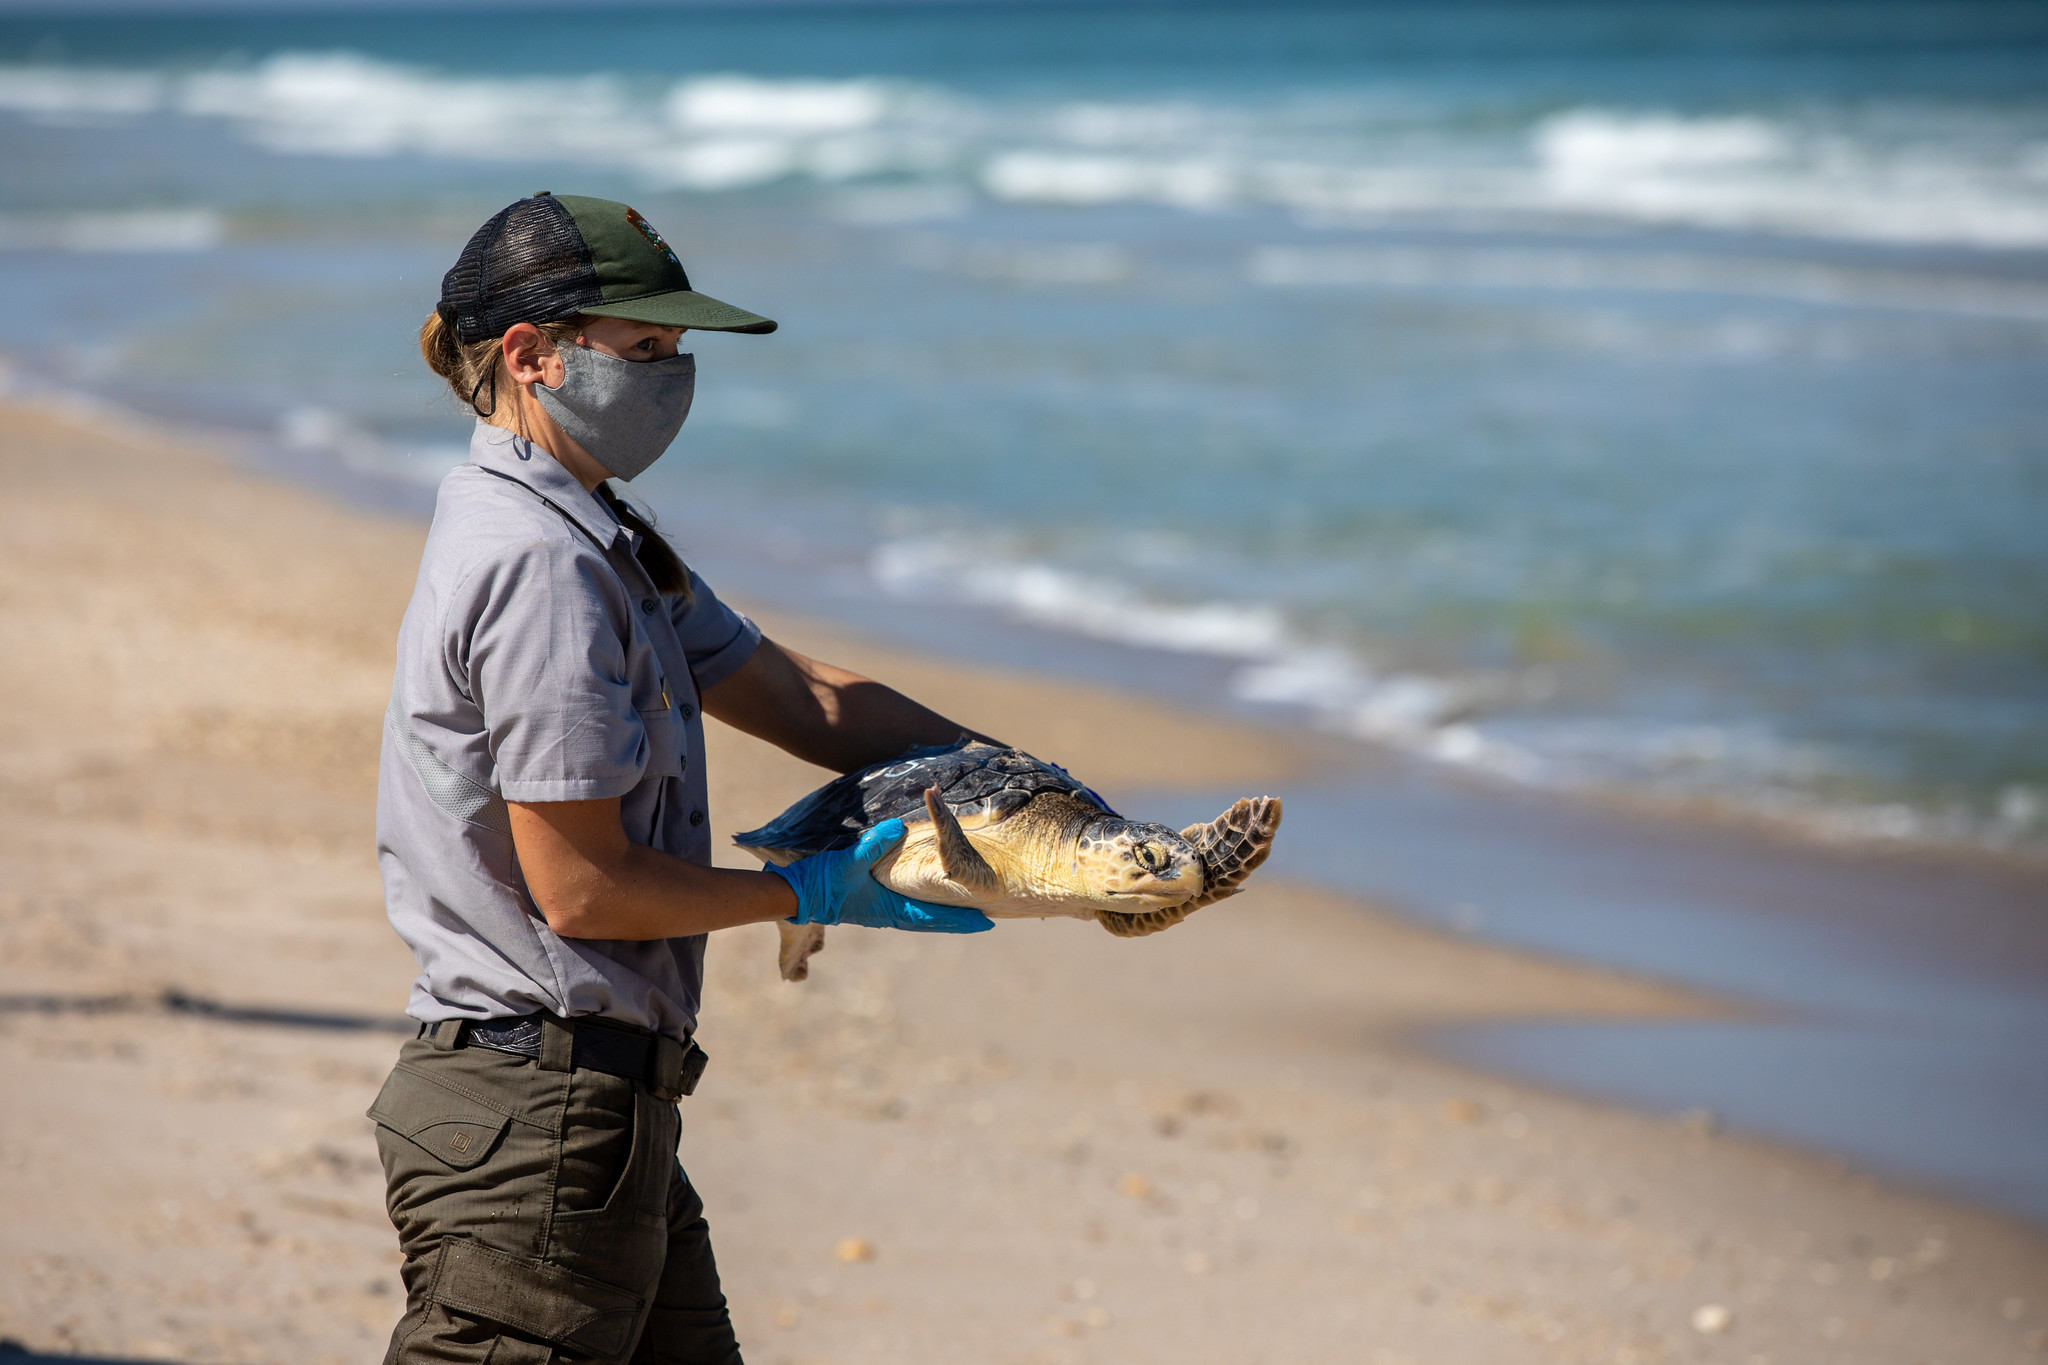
[9,367,2042,883]
[3,400,2047,1362]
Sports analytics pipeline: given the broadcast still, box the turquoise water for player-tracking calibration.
[2,1,2045,853]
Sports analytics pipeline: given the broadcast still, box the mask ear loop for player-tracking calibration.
[468,360,498,419]
[474,327,572,422]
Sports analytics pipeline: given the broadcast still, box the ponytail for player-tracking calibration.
[596,484,695,602]
[420,310,578,419]
[420,309,695,603]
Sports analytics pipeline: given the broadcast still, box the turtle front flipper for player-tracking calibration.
[1095,796,1282,939]
[924,787,1002,894]
[1183,796,1282,907]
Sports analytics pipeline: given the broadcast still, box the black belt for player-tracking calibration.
[423,1013,707,1101]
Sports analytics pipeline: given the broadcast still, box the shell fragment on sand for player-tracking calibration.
[734,739,1281,981]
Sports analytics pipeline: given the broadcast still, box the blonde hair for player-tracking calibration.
[419,309,694,600]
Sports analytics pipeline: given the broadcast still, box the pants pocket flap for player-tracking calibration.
[368,1065,516,1171]
[432,1237,644,1357]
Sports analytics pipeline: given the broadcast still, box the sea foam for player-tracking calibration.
[0,209,223,252]
[1248,245,2048,322]
[871,535,1532,773]
[6,56,2048,249]
[866,532,2045,855]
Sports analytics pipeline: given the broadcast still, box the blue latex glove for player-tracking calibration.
[766,819,995,934]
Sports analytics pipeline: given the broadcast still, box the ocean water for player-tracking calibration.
[1136,768,2048,1224]
[2,0,2045,856]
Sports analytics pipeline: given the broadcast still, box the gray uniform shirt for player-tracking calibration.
[377,422,761,1040]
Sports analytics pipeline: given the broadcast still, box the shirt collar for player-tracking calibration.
[467,422,634,553]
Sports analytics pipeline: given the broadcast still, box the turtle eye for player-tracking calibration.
[1134,842,1170,874]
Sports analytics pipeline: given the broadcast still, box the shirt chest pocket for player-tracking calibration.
[625,620,692,781]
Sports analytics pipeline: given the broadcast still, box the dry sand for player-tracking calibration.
[2,401,2044,1365]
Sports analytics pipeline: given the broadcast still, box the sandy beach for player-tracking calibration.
[3,399,2045,1365]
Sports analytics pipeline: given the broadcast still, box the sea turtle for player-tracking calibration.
[734,738,1282,980]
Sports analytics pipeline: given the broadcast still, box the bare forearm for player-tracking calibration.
[799,669,995,772]
[508,797,797,940]
[545,848,795,940]
[703,638,998,774]
[561,847,798,945]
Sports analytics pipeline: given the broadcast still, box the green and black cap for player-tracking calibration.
[438,192,776,343]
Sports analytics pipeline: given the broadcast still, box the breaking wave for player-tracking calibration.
[277,406,469,488]
[872,537,1290,659]
[870,534,2046,854]
[1247,244,2048,322]
[6,55,2048,247]
[0,209,223,252]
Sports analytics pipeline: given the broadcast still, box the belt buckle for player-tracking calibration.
[650,1037,706,1101]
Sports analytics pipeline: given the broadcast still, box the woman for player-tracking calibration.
[372,192,993,1365]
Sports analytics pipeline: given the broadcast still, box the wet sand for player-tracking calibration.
[1137,762,2048,1227]
[3,400,2045,1365]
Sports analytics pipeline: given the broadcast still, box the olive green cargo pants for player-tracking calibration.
[369,1028,743,1365]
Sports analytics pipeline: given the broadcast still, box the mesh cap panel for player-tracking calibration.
[438,196,604,344]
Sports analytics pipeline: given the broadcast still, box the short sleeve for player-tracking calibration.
[669,569,761,691]
[456,538,648,803]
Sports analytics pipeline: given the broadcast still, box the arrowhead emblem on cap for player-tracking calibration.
[624,206,681,270]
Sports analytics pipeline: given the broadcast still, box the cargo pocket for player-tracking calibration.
[369,1064,516,1172]
[429,1236,644,1361]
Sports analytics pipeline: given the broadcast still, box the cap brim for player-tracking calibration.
[578,289,777,334]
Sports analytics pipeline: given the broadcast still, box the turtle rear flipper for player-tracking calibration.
[1096,796,1282,939]
[778,921,827,981]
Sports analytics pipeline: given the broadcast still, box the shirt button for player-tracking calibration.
[641,598,658,615]
[689,808,705,827]
[679,703,695,720]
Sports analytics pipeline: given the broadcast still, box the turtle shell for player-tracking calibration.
[734,738,1111,861]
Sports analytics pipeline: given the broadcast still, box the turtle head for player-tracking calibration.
[1069,816,1204,909]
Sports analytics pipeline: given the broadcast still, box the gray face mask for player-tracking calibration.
[532,342,696,482]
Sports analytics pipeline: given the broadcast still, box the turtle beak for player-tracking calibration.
[1108,889,1187,909]
[1114,861,1201,907]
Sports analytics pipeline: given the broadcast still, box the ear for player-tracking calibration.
[501,322,564,391]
